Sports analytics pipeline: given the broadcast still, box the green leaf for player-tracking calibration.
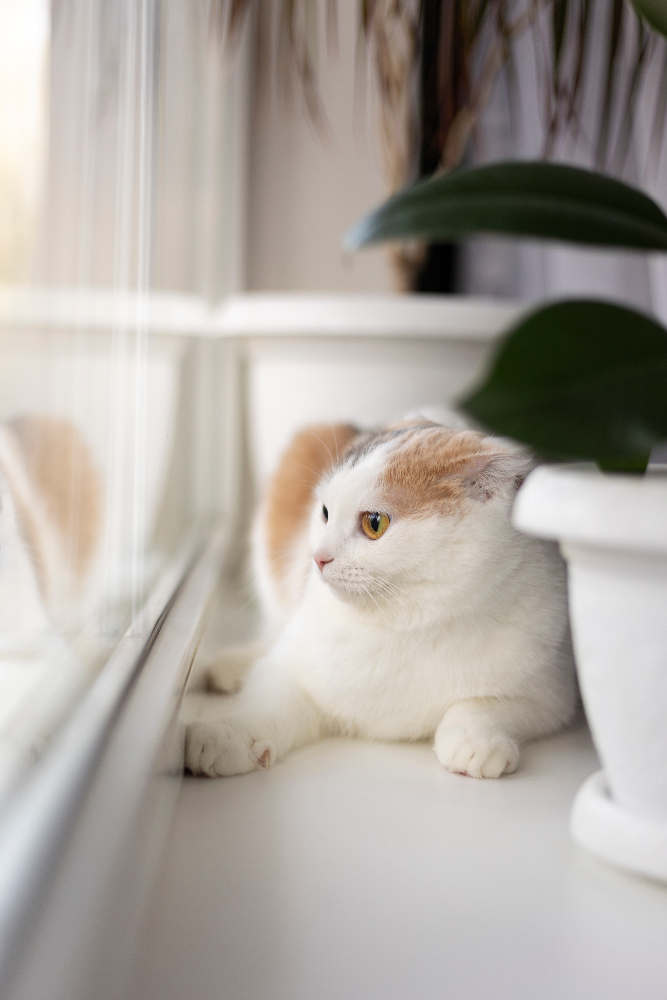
[345,161,667,252]
[459,300,667,470]
[596,455,650,473]
[632,0,667,38]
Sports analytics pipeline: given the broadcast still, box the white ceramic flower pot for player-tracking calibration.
[513,466,667,881]
[213,293,524,488]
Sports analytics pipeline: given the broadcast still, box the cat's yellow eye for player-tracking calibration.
[361,511,390,540]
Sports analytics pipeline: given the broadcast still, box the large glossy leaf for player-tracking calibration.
[459,300,667,469]
[345,161,667,252]
[632,0,667,38]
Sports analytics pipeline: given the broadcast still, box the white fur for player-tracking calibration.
[187,435,576,779]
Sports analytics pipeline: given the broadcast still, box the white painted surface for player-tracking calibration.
[513,465,667,555]
[0,534,226,1000]
[247,336,495,487]
[0,288,525,339]
[245,4,392,294]
[212,293,525,339]
[0,286,208,334]
[573,771,667,885]
[562,540,667,825]
[515,467,667,878]
[219,294,524,487]
[133,724,667,1000]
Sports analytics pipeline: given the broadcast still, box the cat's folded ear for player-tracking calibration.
[457,445,535,502]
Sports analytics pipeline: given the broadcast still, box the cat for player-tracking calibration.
[185,418,576,780]
[0,415,102,640]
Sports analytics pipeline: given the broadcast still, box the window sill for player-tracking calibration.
[0,527,227,1000]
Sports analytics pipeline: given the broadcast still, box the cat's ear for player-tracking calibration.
[458,447,535,502]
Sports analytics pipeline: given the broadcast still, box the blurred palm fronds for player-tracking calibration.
[211,0,667,289]
[211,0,667,185]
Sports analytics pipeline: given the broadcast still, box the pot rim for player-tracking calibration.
[571,770,667,884]
[513,464,667,555]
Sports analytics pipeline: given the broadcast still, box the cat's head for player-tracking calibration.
[311,421,533,609]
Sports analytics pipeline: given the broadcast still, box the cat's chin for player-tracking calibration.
[321,577,382,609]
[321,578,359,603]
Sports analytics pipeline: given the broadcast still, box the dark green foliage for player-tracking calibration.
[632,0,667,38]
[345,161,667,252]
[460,301,667,470]
[342,4,667,473]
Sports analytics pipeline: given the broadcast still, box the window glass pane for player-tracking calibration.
[0,0,241,783]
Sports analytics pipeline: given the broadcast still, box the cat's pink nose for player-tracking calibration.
[315,554,333,572]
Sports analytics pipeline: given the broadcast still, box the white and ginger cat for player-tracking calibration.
[0,415,102,639]
[186,419,576,780]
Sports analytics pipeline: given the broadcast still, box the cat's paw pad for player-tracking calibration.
[185,720,276,777]
[434,727,519,779]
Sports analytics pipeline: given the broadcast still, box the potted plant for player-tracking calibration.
[345,10,667,881]
[221,0,667,292]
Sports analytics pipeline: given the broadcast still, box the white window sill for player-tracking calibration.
[132,714,667,1000]
[0,529,227,1000]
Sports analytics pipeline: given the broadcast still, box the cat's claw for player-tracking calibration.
[185,720,276,777]
[434,726,519,779]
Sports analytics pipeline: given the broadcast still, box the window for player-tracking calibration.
[0,0,245,786]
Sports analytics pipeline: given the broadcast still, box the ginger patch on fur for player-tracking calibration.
[264,423,359,583]
[344,422,514,519]
[10,416,101,578]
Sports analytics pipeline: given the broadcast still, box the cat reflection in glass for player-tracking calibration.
[0,416,101,640]
[186,418,575,780]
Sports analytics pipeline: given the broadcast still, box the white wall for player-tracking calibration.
[245,3,393,294]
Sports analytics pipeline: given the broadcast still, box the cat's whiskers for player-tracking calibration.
[368,573,411,611]
[355,583,369,613]
[288,463,336,485]
[368,571,411,597]
[377,576,412,599]
[360,582,383,614]
[311,433,335,470]
[370,584,403,613]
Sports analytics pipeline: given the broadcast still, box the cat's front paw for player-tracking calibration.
[185,719,275,777]
[434,725,519,779]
